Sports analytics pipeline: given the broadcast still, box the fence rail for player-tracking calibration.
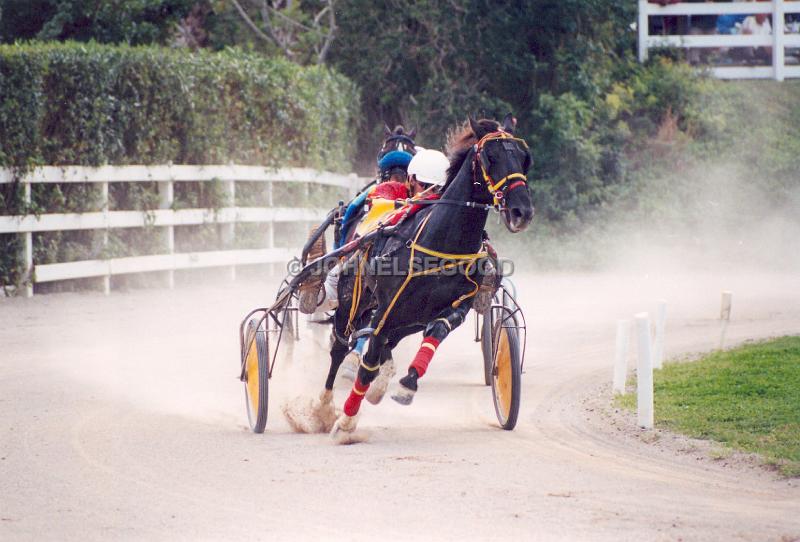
[638,0,800,80]
[0,165,366,297]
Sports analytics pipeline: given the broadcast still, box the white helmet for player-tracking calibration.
[407,149,449,187]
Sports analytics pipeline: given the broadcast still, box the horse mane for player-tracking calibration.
[392,125,407,135]
[444,118,500,185]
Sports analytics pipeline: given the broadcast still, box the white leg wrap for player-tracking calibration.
[366,357,395,405]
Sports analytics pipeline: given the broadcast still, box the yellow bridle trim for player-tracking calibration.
[475,131,529,204]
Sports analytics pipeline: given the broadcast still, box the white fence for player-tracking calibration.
[638,0,800,80]
[0,165,365,297]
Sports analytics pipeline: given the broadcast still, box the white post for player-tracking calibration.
[638,0,649,62]
[635,312,654,429]
[612,319,631,394]
[100,181,110,295]
[223,177,236,281]
[265,181,275,276]
[653,300,667,369]
[719,290,732,349]
[23,181,33,298]
[159,176,175,289]
[774,0,786,81]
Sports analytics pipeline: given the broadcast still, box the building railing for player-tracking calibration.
[0,165,366,297]
[638,0,800,80]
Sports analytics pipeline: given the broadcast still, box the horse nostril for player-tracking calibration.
[511,207,523,219]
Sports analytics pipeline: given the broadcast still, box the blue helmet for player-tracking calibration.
[377,150,413,171]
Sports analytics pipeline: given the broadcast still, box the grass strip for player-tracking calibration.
[617,336,800,476]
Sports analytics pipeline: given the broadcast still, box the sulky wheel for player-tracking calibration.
[243,317,270,433]
[490,318,521,430]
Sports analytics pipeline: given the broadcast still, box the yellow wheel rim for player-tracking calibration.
[245,333,260,416]
[495,327,512,420]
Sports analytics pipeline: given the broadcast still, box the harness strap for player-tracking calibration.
[410,243,488,261]
[346,250,370,336]
[373,214,487,336]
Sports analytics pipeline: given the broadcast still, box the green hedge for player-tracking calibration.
[0,41,360,173]
[0,41,359,293]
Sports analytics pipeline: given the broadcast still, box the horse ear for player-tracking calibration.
[502,113,516,134]
[468,116,481,138]
[384,123,392,137]
[408,127,416,139]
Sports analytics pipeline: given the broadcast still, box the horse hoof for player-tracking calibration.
[330,414,363,445]
[390,383,416,406]
[366,358,395,405]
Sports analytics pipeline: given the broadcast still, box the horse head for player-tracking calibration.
[378,124,417,159]
[377,124,417,183]
[467,114,534,233]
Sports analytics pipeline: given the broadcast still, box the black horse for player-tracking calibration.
[323,114,534,441]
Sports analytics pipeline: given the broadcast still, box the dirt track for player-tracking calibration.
[1,271,799,541]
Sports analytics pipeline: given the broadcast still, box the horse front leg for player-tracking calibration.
[331,331,387,443]
[282,306,349,434]
[391,302,472,405]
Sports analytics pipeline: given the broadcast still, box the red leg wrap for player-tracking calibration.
[410,337,441,378]
[343,378,369,417]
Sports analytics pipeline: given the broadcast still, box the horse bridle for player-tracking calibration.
[472,131,530,207]
[377,134,417,161]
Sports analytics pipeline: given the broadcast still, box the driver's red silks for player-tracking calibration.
[410,337,441,378]
[343,378,369,416]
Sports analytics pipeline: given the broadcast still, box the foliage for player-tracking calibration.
[0,0,194,45]
[327,1,636,168]
[0,41,359,174]
[617,336,800,477]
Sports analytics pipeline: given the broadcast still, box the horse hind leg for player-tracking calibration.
[365,342,396,405]
[391,303,471,406]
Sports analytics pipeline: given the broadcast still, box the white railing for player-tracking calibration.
[638,0,800,80]
[0,165,366,297]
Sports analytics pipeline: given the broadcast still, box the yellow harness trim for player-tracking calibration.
[373,214,487,336]
[346,250,370,336]
[359,360,379,372]
[421,343,437,352]
[410,243,488,262]
[352,387,366,396]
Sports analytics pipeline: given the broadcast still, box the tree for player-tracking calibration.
[226,0,336,64]
[0,0,194,46]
